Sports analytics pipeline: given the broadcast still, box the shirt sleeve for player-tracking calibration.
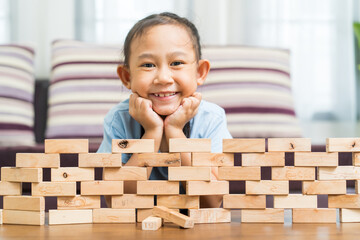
[97,112,118,153]
[207,109,233,153]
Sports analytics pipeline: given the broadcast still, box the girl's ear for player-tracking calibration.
[196,59,210,86]
[117,65,131,89]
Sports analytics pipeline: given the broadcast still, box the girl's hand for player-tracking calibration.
[164,92,202,132]
[129,93,163,133]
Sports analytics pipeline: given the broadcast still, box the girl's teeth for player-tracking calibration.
[155,93,175,97]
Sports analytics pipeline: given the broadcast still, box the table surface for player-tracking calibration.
[0,211,360,240]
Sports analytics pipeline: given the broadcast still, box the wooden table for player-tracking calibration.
[0,211,359,240]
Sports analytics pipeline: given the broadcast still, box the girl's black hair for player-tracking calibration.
[123,12,201,67]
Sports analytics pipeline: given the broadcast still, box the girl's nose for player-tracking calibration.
[154,66,173,85]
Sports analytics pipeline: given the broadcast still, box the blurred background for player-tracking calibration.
[1,0,360,144]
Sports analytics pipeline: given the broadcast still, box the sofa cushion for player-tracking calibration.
[0,44,36,146]
[46,40,130,144]
[201,46,302,137]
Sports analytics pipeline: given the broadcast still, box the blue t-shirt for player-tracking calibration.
[97,98,232,179]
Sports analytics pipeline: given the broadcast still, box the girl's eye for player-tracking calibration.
[170,61,183,66]
[141,63,155,68]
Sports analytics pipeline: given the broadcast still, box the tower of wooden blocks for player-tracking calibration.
[1,137,360,226]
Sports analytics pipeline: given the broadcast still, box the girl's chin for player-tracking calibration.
[153,106,178,116]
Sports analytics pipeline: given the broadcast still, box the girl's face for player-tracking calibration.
[119,24,209,116]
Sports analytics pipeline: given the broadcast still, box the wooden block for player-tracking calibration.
[103,167,147,181]
[328,195,360,208]
[16,153,60,168]
[169,138,211,152]
[186,181,229,195]
[272,167,315,180]
[246,180,289,195]
[192,153,234,166]
[32,182,76,196]
[57,195,101,209]
[153,206,194,228]
[223,139,265,153]
[242,152,285,167]
[274,194,317,208]
[137,153,181,167]
[0,181,21,195]
[168,167,211,181]
[189,208,231,224]
[1,167,42,182]
[223,194,266,209]
[241,209,284,223]
[45,139,88,153]
[112,194,154,209]
[3,196,44,211]
[51,167,94,182]
[3,210,44,225]
[137,181,179,195]
[340,209,360,222]
[49,209,92,225]
[78,153,122,167]
[353,152,360,166]
[318,166,360,180]
[137,209,179,223]
[157,195,199,209]
[142,216,162,230]
[294,152,338,167]
[326,138,360,152]
[112,139,154,153]
[302,180,346,195]
[268,138,311,152]
[218,167,261,180]
[93,208,135,223]
[293,208,336,223]
[81,181,123,195]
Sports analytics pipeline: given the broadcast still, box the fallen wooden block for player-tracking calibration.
[242,152,285,167]
[168,167,211,181]
[218,167,261,180]
[1,167,42,182]
[223,139,265,153]
[153,206,194,228]
[318,166,360,180]
[16,153,60,168]
[326,138,360,152]
[32,182,76,196]
[142,216,162,230]
[272,167,315,180]
[45,139,88,153]
[186,181,229,195]
[137,209,179,223]
[0,181,22,195]
[302,180,346,195]
[3,210,44,225]
[49,209,93,225]
[51,167,94,182]
[78,153,122,167]
[3,196,44,211]
[57,195,101,209]
[274,194,317,208]
[192,153,234,166]
[138,153,181,167]
[292,208,336,223]
[268,138,311,152]
[111,194,154,209]
[223,194,266,209]
[246,180,289,195]
[328,194,360,208]
[103,167,147,181]
[241,209,284,223]
[189,208,231,224]
[169,138,211,153]
[137,181,179,195]
[93,208,135,223]
[112,139,154,153]
[157,195,199,209]
[340,209,360,222]
[294,152,338,167]
[81,181,123,195]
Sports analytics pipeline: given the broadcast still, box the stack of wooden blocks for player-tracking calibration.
[0,138,360,227]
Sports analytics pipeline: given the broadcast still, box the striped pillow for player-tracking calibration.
[200,46,302,138]
[0,44,36,146]
[46,40,130,143]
